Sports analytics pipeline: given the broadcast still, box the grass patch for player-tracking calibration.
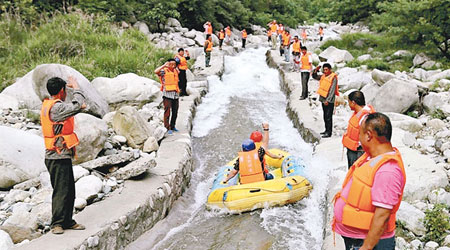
[0,12,173,92]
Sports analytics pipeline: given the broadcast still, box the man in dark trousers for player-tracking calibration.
[342,91,375,168]
[155,59,180,135]
[174,48,190,96]
[40,76,86,234]
[312,63,339,138]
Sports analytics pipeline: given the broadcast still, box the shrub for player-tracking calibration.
[430,109,447,120]
[366,59,390,71]
[423,203,450,244]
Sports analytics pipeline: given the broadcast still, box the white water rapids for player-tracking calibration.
[127,47,335,250]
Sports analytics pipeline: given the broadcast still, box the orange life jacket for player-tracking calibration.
[300,52,312,70]
[207,24,212,35]
[205,40,213,52]
[40,99,79,154]
[159,69,179,92]
[319,29,324,36]
[282,34,291,46]
[239,149,265,184]
[292,41,301,53]
[270,24,277,33]
[219,31,225,39]
[317,72,339,98]
[277,25,284,35]
[175,54,188,70]
[333,148,406,232]
[342,105,376,151]
[242,30,247,39]
[302,31,307,39]
[225,28,231,36]
[267,30,272,37]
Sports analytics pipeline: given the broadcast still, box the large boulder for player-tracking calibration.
[0,126,46,189]
[318,46,354,63]
[74,114,108,164]
[75,175,103,201]
[133,21,150,35]
[372,79,419,113]
[393,50,413,58]
[371,69,395,85]
[0,230,13,250]
[31,64,109,118]
[360,83,380,104]
[424,92,444,111]
[337,68,374,91]
[385,112,423,132]
[110,154,156,180]
[194,33,206,46]
[91,73,161,110]
[112,106,152,148]
[1,70,41,110]
[413,53,430,66]
[166,18,181,28]
[397,201,426,236]
[0,94,19,110]
[428,69,450,82]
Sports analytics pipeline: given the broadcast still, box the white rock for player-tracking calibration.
[184,30,197,39]
[113,106,152,148]
[427,188,450,206]
[73,165,89,182]
[74,113,108,164]
[10,202,33,213]
[371,69,395,85]
[424,92,444,111]
[385,113,423,132]
[413,53,430,66]
[133,21,149,35]
[166,18,181,28]
[372,79,419,113]
[394,50,413,57]
[38,172,51,189]
[360,83,380,104]
[443,235,450,247]
[397,201,426,236]
[112,135,127,145]
[396,237,409,250]
[111,155,156,180]
[319,46,354,63]
[153,125,167,141]
[337,69,373,91]
[428,69,450,82]
[4,190,30,203]
[142,136,159,153]
[357,54,371,62]
[87,236,99,248]
[194,33,206,46]
[92,73,161,109]
[30,202,51,226]
[437,247,450,250]
[411,239,423,249]
[422,61,436,70]
[0,230,13,250]
[1,70,42,110]
[0,94,19,110]
[402,131,417,147]
[29,187,52,205]
[75,175,103,201]
[0,126,46,189]
[74,198,87,210]
[425,241,439,250]
[427,119,446,130]
[3,211,38,230]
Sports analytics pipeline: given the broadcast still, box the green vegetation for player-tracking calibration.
[430,109,447,120]
[423,203,450,244]
[0,12,173,92]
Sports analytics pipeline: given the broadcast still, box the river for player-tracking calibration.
[127,47,335,250]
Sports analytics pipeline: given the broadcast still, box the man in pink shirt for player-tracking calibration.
[333,112,406,250]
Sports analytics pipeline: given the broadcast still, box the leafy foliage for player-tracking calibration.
[423,203,450,244]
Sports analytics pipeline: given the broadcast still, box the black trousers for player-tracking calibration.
[45,158,77,228]
[219,39,223,49]
[178,70,188,96]
[163,96,179,130]
[322,102,334,135]
[301,72,310,98]
[242,39,246,48]
[346,146,364,168]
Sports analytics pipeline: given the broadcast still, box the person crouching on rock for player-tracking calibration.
[40,76,86,234]
[155,59,180,135]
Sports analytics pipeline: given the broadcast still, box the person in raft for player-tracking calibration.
[224,123,283,184]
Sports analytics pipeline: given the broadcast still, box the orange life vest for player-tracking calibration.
[225,28,231,36]
[342,105,376,151]
[282,34,291,46]
[302,31,307,39]
[175,54,188,70]
[242,30,247,39]
[205,40,213,52]
[267,30,272,37]
[239,149,265,184]
[270,24,277,33]
[219,31,225,39]
[159,69,179,92]
[333,148,406,232]
[300,52,312,70]
[317,72,339,98]
[319,29,324,36]
[207,24,212,35]
[40,99,79,153]
[292,41,301,53]
[277,25,284,35]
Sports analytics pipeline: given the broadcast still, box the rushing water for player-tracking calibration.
[127,48,335,250]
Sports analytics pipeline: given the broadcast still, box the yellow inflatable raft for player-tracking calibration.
[206,149,312,213]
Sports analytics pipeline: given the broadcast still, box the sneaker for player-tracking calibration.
[51,225,64,234]
[172,127,179,132]
[68,223,85,230]
[167,130,173,135]
[321,133,331,138]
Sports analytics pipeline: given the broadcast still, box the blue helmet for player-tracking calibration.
[242,139,256,152]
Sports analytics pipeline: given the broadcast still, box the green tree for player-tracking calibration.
[372,0,450,59]
[328,0,388,24]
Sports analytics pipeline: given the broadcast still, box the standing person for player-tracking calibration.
[203,21,213,37]
[41,76,86,234]
[342,91,376,168]
[277,23,284,43]
[267,29,272,45]
[299,46,312,100]
[241,29,247,49]
[204,35,213,67]
[333,112,406,250]
[319,26,324,41]
[282,30,292,62]
[301,29,308,44]
[291,36,301,72]
[154,59,180,135]
[218,29,225,50]
[268,20,278,50]
[225,26,232,45]
[312,63,339,138]
[174,48,190,96]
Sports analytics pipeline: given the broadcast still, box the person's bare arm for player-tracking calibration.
[262,123,269,150]
[359,207,391,250]
[224,169,238,183]
[154,62,169,75]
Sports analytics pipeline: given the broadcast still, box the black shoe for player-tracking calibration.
[320,131,327,135]
[299,97,307,100]
[321,133,331,138]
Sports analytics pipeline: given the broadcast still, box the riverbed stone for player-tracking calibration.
[372,79,419,113]
[428,69,450,82]
[337,69,373,91]
[110,155,156,180]
[0,126,46,189]
[75,175,103,201]
[397,201,426,236]
[143,136,159,153]
[1,70,42,110]
[425,241,439,250]
[427,118,446,130]
[29,203,51,227]
[73,165,90,182]
[318,46,354,63]
[0,230,13,250]
[112,106,152,149]
[427,188,450,206]
[371,69,395,85]
[424,92,444,111]
[74,198,87,210]
[385,113,423,132]
[0,94,19,111]
[74,113,108,164]
[77,151,136,171]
